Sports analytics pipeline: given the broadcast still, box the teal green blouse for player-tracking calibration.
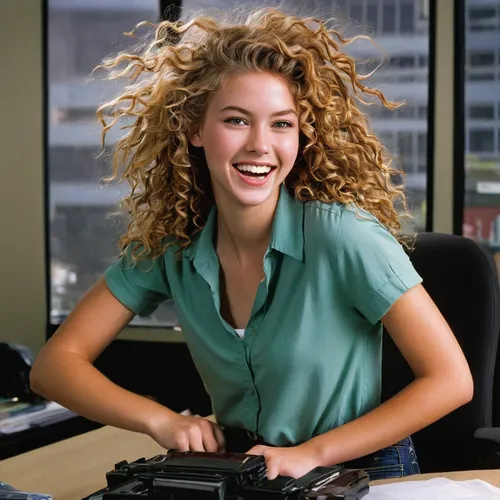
[105,185,422,446]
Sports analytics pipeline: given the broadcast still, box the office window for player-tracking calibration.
[47,0,431,323]
[463,1,500,248]
[46,0,181,326]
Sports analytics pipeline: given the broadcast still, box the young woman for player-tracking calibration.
[30,6,473,481]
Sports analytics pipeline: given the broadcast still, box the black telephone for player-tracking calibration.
[0,343,44,403]
[81,450,369,499]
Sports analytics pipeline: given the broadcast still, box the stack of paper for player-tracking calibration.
[0,401,75,435]
[368,477,500,499]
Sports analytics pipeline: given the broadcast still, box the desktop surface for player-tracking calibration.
[1,426,499,499]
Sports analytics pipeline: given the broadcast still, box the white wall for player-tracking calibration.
[0,0,46,355]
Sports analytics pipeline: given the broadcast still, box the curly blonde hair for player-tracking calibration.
[96,5,411,261]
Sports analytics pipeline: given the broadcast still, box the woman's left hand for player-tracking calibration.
[246,444,319,480]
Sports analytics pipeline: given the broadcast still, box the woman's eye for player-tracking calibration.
[225,118,247,126]
[273,121,292,128]
[224,118,292,128]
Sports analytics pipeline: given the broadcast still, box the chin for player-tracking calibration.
[231,185,279,208]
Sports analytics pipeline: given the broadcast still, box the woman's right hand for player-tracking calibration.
[148,411,226,452]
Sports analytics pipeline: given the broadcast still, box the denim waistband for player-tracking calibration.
[223,427,269,453]
[222,427,420,480]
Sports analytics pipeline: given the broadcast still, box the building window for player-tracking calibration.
[366,1,379,32]
[350,2,363,25]
[469,129,495,153]
[418,105,428,119]
[382,0,397,34]
[469,105,495,120]
[469,7,496,21]
[468,6,498,31]
[399,1,415,33]
[469,51,496,67]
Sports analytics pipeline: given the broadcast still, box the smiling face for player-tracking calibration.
[190,70,300,210]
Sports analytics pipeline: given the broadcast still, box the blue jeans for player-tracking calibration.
[223,428,420,482]
[343,436,421,481]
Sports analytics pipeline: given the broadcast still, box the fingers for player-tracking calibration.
[174,435,190,452]
[189,431,206,452]
[247,445,267,456]
[184,418,223,452]
[173,428,203,452]
[245,446,281,480]
[188,414,223,452]
[200,422,219,452]
[170,416,223,453]
[189,419,214,452]
[265,454,281,480]
[212,423,226,452]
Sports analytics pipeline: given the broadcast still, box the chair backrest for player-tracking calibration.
[492,254,500,429]
[495,355,500,429]
[381,232,500,473]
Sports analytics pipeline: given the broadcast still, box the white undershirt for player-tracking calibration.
[233,278,265,340]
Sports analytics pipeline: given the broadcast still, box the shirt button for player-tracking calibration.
[250,389,255,395]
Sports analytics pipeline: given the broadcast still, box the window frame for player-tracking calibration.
[453,0,466,236]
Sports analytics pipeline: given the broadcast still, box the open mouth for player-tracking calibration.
[232,163,276,181]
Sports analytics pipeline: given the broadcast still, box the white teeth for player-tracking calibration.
[234,164,273,174]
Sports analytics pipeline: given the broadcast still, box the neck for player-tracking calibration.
[215,189,280,262]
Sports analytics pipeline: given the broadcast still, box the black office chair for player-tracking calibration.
[381,232,500,473]
[475,310,500,468]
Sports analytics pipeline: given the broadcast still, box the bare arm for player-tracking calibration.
[306,283,473,465]
[30,278,224,451]
[247,284,473,478]
[31,278,163,433]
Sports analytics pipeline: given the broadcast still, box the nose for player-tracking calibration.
[245,125,270,155]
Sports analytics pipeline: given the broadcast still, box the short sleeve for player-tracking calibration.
[104,244,172,317]
[335,206,422,325]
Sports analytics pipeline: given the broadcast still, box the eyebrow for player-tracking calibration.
[220,106,297,117]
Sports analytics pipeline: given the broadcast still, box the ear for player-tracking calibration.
[190,131,203,148]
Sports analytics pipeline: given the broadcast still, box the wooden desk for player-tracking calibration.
[1,426,499,499]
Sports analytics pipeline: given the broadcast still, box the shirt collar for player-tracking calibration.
[184,184,304,263]
[269,184,305,261]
